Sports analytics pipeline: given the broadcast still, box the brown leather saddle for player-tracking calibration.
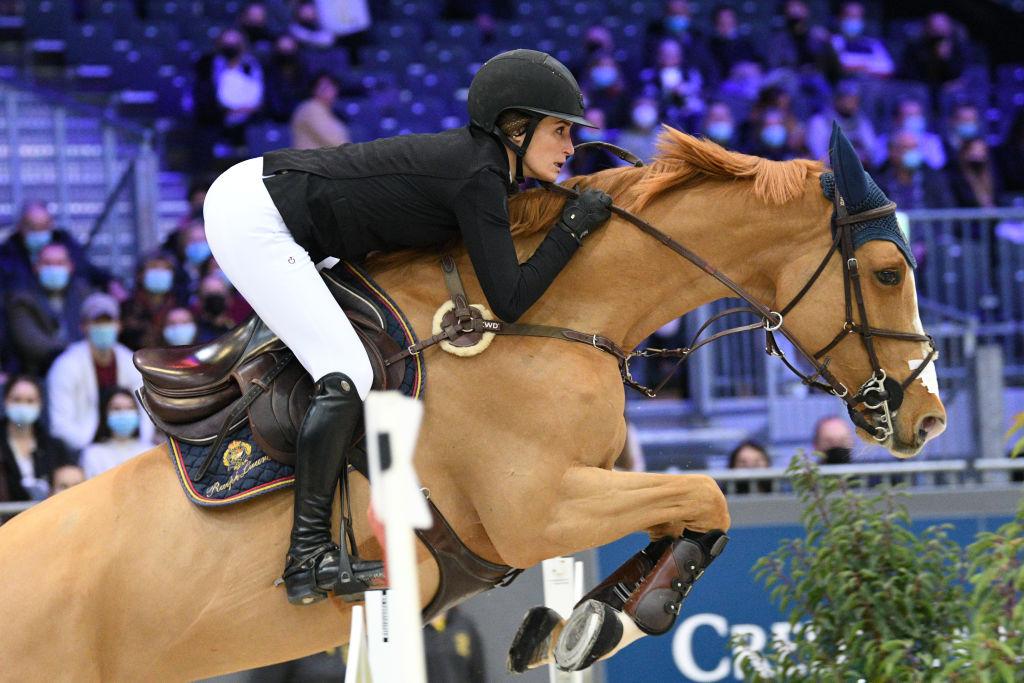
[134,266,406,479]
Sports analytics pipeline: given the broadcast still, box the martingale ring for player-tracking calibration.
[763,311,783,332]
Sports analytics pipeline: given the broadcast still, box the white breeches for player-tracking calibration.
[203,157,374,399]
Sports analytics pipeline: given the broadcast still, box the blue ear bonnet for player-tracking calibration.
[820,171,916,268]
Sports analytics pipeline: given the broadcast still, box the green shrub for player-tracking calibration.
[733,458,1023,682]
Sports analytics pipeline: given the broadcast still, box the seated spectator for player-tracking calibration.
[707,5,761,83]
[830,1,893,79]
[639,37,704,129]
[0,200,111,293]
[49,463,85,495]
[900,12,967,90]
[5,242,91,375]
[200,258,253,324]
[727,440,773,494]
[238,2,274,55]
[291,72,351,149]
[812,415,854,464]
[46,294,150,452]
[995,108,1024,195]
[289,2,334,50]
[119,253,185,350]
[582,54,630,128]
[194,274,240,343]
[806,80,878,164]
[160,307,199,347]
[645,0,714,78]
[876,130,953,210]
[565,107,621,176]
[174,220,213,298]
[944,103,983,158]
[1,375,75,502]
[717,60,765,106]
[703,101,739,148]
[178,176,212,229]
[264,34,309,124]
[747,108,806,160]
[80,387,149,479]
[875,98,946,170]
[424,606,486,682]
[947,137,1002,208]
[193,27,265,147]
[570,24,615,74]
[618,96,662,163]
[766,0,840,82]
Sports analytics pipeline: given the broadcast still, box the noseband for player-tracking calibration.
[542,150,937,443]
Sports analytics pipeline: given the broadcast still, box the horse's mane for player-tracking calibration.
[368,126,824,271]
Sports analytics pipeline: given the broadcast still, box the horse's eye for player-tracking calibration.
[875,270,901,286]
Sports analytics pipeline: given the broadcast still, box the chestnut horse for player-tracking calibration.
[0,129,945,680]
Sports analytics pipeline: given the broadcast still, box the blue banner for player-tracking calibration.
[598,516,1011,682]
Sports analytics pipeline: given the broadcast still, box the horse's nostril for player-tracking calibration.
[917,415,944,443]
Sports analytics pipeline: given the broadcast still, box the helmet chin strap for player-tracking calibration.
[494,116,541,183]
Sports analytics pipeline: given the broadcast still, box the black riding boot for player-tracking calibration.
[281,372,383,605]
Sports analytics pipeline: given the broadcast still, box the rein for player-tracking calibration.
[385,143,937,443]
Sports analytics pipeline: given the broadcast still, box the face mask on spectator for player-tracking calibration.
[88,322,119,350]
[659,66,683,89]
[143,267,174,294]
[823,446,851,464]
[202,294,228,317]
[24,230,53,253]
[38,264,71,291]
[220,45,242,60]
[185,240,212,265]
[761,124,787,148]
[665,15,690,33]
[840,17,864,37]
[707,121,734,142]
[955,121,979,139]
[107,409,140,438]
[631,104,659,129]
[590,66,618,89]
[5,402,40,427]
[163,322,198,346]
[901,114,926,134]
[901,148,924,170]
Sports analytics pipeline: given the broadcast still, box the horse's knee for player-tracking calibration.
[690,475,731,531]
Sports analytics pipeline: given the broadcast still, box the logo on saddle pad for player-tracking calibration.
[201,439,270,498]
[222,440,253,471]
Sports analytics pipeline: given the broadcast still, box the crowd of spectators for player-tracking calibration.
[0,194,253,505]
[180,1,1024,213]
[4,1,1024,507]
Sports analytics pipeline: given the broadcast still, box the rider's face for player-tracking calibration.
[518,117,575,182]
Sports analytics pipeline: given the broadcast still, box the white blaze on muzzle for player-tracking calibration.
[908,358,940,396]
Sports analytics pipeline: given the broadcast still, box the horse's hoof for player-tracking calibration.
[507,606,563,673]
[554,599,624,672]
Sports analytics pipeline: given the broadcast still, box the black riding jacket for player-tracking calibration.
[261,126,579,322]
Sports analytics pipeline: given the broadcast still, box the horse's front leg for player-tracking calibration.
[507,467,730,675]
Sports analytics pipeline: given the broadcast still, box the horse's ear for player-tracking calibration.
[828,121,869,208]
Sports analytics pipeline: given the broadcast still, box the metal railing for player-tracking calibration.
[704,457,1024,496]
[0,77,159,280]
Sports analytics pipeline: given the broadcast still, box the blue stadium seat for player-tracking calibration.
[23,0,73,39]
[371,21,426,46]
[246,122,291,156]
[301,48,350,80]
[437,22,483,47]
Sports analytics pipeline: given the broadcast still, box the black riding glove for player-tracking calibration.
[556,188,613,244]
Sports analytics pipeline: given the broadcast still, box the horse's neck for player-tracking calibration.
[533,183,813,351]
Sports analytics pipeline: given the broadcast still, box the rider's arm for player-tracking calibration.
[455,170,580,323]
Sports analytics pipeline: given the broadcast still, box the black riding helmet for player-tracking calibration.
[468,49,598,182]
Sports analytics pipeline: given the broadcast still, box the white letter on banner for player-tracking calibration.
[672,613,731,682]
[730,624,766,679]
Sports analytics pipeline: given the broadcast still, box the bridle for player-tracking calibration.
[541,144,937,443]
